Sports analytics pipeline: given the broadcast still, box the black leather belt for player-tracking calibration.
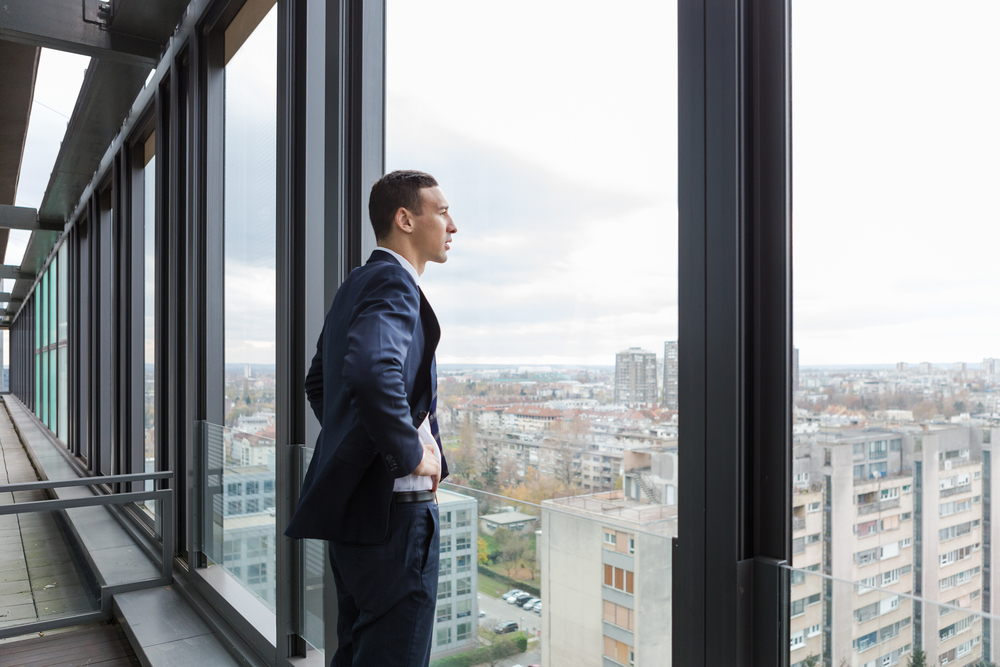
[394,490,435,504]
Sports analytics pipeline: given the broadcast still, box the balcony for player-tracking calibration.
[858,498,900,515]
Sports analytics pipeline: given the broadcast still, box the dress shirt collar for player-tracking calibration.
[374,246,419,286]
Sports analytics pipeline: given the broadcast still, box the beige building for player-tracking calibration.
[540,491,675,667]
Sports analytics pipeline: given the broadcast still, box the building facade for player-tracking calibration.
[614,348,658,407]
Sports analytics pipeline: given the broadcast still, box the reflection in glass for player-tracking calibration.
[57,242,68,441]
[202,422,277,612]
[222,1,277,606]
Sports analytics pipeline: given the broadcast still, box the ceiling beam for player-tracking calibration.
[0,266,32,281]
[0,205,63,232]
[0,0,160,65]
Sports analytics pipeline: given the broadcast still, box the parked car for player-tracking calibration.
[502,589,523,601]
[518,596,540,608]
[509,592,533,605]
[478,609,486,618]
[524,599,541,612]
[532,602,542,614]
[494,620,519,634]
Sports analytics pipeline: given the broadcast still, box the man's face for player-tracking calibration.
[410,186,457,266]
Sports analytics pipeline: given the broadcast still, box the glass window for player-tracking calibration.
[219,0,278,609]
[143,131,156,513]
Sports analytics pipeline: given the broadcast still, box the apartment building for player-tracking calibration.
[913,428,987,666]
[791,425,1000,667]
[432,489,480,658]
[662,341,678,410]
[614,348,658,407]
[540,491,675,667]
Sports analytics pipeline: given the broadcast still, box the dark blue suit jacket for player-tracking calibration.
[286,251,449,544]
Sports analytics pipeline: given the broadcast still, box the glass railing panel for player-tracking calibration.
[425,481,674,667]
[300,445,325,654]
[201,421,277,612]
[783,563,996,667]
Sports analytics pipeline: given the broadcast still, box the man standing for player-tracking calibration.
[286,170,457,666]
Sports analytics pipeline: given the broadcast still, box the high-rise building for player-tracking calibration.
[792,347,800,390]
[663,341,678,409]
[791,425,1000,667]
[615,347,658,407]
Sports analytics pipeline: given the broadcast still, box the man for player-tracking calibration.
[286,170,457,666]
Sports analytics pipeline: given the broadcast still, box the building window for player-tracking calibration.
[457,599,472,618]
[790,631,805,651]
[604,565,634,594]
[456,622,472,642]
[437,604,452,622]
[228,482,242,496]
[456,577,471,596]
[245,481,259,495]
[246,498,259,513]
[437,627,451,647]
[228,501,242,515]
[456,509,471,527]
[456,534,471,551]
[441,511,452,529]
[456,555,471,573]
[604,531,617,546]
[604,636,633,665]
[440,536,452,553]
[438,581,451,600]
[440,557,452,577]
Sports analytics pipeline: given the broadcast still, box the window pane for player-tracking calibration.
[388,2,677,663]
[143,142,157,514]
[220,0,277,611]
[791,4,999,667]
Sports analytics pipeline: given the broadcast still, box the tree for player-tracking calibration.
[493,527,528,577]
[801,656,818,667]
[907,647,928,667]
[477,536,489,565]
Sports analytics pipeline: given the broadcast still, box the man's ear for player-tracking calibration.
[394,206,414,235]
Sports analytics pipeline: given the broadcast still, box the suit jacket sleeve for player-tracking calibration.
[342,268,425,478]
[305,327,324,423]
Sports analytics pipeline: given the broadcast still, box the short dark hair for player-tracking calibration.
[368,170,439,240]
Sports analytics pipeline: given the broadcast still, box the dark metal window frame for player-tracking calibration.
[674,0,792,665]
[4,0,793,665]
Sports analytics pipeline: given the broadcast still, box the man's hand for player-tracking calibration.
[412,442,441,492]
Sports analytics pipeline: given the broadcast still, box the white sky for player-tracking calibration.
[7,48,89,296]
[8,3,999,370]
[389,0,1000,368]
[387,0,678,366]
[793,1,1000,366]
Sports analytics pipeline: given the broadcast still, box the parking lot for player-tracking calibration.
[477,590,542,639]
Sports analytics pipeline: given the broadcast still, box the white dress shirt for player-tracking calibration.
[374,247,440,492]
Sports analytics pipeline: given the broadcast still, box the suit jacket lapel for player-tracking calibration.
[411,288,440,410]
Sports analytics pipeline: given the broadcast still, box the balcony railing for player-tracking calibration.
[858,498,900,515]
[940,484,972,498]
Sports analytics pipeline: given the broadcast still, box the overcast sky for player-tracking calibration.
[388,0,1000,368]
[9,2,1000,369]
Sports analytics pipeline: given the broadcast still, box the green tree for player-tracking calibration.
[801,656,818,667]
[477,536,489,565]
[907,647,928,667]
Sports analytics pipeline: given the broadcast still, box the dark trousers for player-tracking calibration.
[328,500,440,667]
